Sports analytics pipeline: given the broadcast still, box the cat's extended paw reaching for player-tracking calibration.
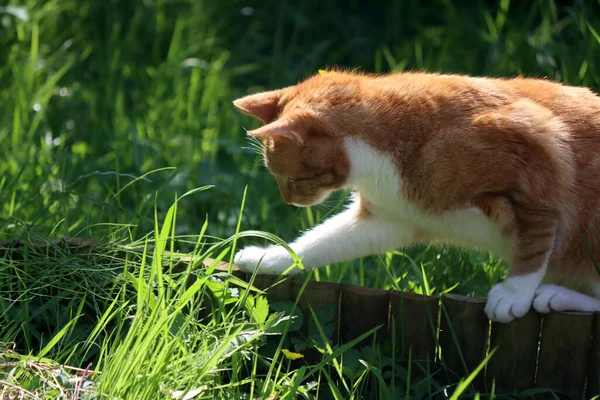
[235,245,300,275]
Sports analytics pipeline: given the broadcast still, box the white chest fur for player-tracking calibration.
[343,137,512,259]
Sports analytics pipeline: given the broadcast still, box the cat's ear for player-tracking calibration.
[247,118,308,146]
[233,89,285,123]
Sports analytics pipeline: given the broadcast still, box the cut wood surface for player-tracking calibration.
[252,274,293,303]
[587,312,600,400]
[292,279,341,339]
[535,311,594,400]
[485,311,541,393]
[390,291,439,361]
[339,285,390,345]
[439,293,488,391]
[3,238,600,397]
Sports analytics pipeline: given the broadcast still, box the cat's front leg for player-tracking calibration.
[234,244,299,275]
[484,208,558,323]
[235,206,419,275]
[484,269,547,323]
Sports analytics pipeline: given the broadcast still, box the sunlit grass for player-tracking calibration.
[1,0,599,398]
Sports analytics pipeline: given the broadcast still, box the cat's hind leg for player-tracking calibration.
[533,284,600,313]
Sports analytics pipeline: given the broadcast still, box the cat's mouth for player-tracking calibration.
[287,190,332,208]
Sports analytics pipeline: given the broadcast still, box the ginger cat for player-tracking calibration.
[232,69,600,323]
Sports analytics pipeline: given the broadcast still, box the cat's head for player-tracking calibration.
[233,72,359,207]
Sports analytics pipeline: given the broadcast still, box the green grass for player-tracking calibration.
[1,0,600,398]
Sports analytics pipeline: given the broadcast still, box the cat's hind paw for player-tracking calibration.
[484,280,535,323]
[234,245,300,276]
[533,284,600,314]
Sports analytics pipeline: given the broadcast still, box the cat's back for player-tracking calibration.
[496,76,600,127]
[391,72,600,141]
[377,72,600,117]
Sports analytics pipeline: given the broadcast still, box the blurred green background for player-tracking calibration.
[1,0,599,295]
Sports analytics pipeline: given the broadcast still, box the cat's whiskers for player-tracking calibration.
[242,136,265,155]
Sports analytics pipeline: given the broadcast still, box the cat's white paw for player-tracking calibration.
[234,245,300,275]
[484,279,535,323]
[533,284,600,314]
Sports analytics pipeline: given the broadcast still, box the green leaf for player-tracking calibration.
[310,304,335,327]
[588,22,600,45]
[341,348,362,380]
[37,318,78,359]
[252,295,269,324]
[244,294,270,324]
[450,348,497,400]
[270,301,303,332]
[291,337,310,352]
[263,312,287,333]
[322,369,345,400]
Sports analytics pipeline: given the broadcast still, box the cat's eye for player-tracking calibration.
[287,177,294,183]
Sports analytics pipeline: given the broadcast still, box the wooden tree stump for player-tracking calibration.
[390,291,439,361]
[485,311,541,393]
[339,285,390,346]
[439,293,489,391]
